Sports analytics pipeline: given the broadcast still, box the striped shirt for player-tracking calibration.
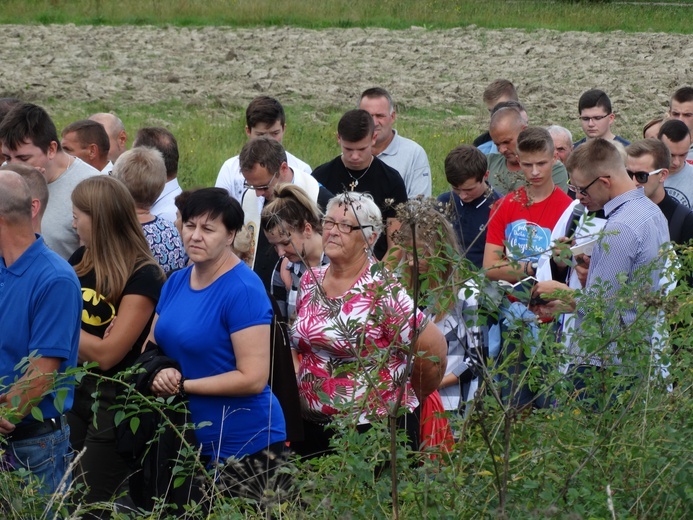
[571,188,669,365]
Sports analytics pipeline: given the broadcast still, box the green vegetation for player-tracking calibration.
[1,0,692,33]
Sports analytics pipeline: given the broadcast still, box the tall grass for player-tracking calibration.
[2,0,692,33]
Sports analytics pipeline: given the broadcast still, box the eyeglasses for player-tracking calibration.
[243,171,278,191]
[578,114,611,123]
[626,168,663,184]
[567,175,610,197]
[322,218,373,233]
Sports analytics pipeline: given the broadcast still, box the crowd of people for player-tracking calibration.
[0,80,691,513]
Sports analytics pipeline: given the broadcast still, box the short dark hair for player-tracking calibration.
[337,109,374,143]
[245,96,286,130]
[239,136,287,175]
[578,89,612,114]
[483,79,518,105]
[359,87,394,112]
[626,139,671,171]
[566,138,623,179]
[517,126,554,155]
[670,86,693,107]
[133,127,179,178]
[62,119,110,154]
[658,119,691,143]
[0,103,60,153]
[181,187,244,234]
[444,145,487,186]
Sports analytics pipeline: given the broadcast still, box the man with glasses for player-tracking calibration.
[573,89,630,149]
[239,137,331,293]
[626,138,693,246]
[216,96,311,203]
[532,139,668,402]
[668,86,693,160]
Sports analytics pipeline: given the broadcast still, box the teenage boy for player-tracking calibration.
[215,96,311,203]
[573,89,629,148]
[312,109,407,260]
[474,79,519,153]
[658,119,693,208]
[437,145,500,269]
[0,103,100,259]
[667,86,693,159]
[483,127,572,409]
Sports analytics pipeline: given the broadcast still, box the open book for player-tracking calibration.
[497,276,537,304]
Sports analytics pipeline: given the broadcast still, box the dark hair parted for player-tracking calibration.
[626,139,671,171]
[239,136,287,175]
[658,119,691,143]
[245,96,286,129]
[578,89,612,114]
[133,127,179,178]
[62,119,110,154]
[261,183,323,234]
[337,109,375,143]
[0,103,60,153]
[517,126,554,155]
[444,145,487,186]
[181,187,244,233]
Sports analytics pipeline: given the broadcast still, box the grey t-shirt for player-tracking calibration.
[43,157,101,259]
[377,130,432,198]
[664,161,693,208]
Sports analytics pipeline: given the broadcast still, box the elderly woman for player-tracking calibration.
[290,192,447,458]
[146,188,286,495]
[112,147,186,274]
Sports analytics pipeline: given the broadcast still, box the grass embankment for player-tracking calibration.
[2,0,692,33]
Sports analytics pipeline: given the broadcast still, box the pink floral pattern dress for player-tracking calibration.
[291,263,426,425]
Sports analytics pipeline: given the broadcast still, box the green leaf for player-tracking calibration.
[30,407,44,422]
[114,410,125,426]
[53,387,68,413]
[129,416,140,435]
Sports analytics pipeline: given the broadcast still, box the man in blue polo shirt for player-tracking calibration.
[0,170,82,494]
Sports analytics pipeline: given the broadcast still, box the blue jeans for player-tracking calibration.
[5,424,73,494]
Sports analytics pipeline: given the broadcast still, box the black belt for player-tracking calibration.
[5,415,68,442]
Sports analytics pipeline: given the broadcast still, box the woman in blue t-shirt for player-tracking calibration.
[146,188,287,498]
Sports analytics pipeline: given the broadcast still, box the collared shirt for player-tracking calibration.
[101,160,113,175]
[572,188,669,365]
[151,178,182,224]
[377,129,431,198]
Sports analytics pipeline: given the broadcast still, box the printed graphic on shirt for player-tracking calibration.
[504,219,551,261]
[664,187,690,208]
[81,287,115,327]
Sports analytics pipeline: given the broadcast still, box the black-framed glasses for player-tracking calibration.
[627,168,663,184]
[578,114,611,123]
[243,171,278,191]
[567,175,610,197]
[322,218,373,234]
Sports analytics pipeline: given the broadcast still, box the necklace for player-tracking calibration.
[345,156,373,190]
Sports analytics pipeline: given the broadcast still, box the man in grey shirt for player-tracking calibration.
[359,87,431,198]
[0,103,100,259]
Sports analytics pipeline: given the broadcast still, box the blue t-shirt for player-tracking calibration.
[0,236,81,425]
[154,261,286,460]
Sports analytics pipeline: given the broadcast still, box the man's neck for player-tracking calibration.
[587,131,615,142]
[0,226,36,267]
[44,152,72,184]
[371,130,395,156]
[505,156,521,172]
[526,182,555,202]
[651,188,666,206]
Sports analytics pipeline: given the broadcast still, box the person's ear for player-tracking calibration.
[31,198,41,220]
[47,141,58,160]
[88,143,98,159]
[659,168,670,183]
[245,126,252,138]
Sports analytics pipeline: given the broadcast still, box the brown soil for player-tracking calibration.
[3,24,691,134]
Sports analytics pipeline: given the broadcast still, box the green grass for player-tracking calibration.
[2,0,692,33]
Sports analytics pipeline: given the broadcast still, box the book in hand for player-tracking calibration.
[497,276,538,304]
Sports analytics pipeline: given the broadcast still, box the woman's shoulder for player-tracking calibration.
[67,245,86,266]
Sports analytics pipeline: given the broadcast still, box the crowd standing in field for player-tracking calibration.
[0,81,692,512]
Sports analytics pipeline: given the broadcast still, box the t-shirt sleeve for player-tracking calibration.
[124,262,164,305]
[223,273,273,335]
[485,197,508,247]
[30,274,81,360]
